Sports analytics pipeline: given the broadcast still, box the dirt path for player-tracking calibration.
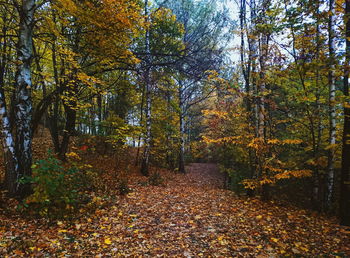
[1,163,350,256]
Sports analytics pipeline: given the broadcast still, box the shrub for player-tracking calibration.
[20,152,95,216]
[148,171,164,186]
[117,177,131,195]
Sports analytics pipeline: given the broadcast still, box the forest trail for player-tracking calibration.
[1,162,350,256]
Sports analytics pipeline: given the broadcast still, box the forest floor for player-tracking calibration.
[1,161,350,257]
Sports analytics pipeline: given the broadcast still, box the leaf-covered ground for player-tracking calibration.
[1,162,350,257]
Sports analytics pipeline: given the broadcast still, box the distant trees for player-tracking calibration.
[160,0,232,173]
[0,0,230,197]
[202,0,349,224]
[135,0,232,174]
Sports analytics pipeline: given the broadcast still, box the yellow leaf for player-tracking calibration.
[271,237,279,243]
[256,215,262,219]
[301,247,309,252]
[104,238,112,245]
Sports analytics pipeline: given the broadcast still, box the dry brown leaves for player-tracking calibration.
[1,162,350,257]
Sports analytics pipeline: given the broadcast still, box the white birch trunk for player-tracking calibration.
[14,0,35,196]
[326,0,336,209]
[0,89,19,195]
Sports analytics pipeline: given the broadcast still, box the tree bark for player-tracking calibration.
[178,112,186,173]
[0,12,18,195]
[140,0,152,176]
[0,86,19,196]
[59,101,77,160]
[340,0,350,226]
[13,0,36,197]
[326,0,336,211]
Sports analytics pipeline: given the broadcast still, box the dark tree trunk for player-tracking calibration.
[97,93,103,135]
[140,71,151,176]
[48,37,61,154]
[178,113,186,173]
[140,0,152,176]
[59,102,76,160]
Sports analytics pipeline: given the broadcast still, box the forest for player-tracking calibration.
[0,0,350,256]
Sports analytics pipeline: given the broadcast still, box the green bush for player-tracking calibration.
[20,152,94,216]
[117,177,131,195]
[148,171,164,186]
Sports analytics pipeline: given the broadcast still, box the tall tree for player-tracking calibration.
[1,0,36,197]
[326,0,336,211]
[340,0,350,227]
[140,0,152,176]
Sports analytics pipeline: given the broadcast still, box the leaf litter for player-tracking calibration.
[1,162,349,257]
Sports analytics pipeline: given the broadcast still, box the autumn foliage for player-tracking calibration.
[0,0,350,256]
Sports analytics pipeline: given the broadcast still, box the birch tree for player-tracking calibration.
[0,0,36,197]
[326,0,336,211]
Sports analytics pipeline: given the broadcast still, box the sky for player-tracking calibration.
[220,0,241,63]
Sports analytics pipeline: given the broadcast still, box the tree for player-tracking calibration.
[340,0,350,227]
[162,0,232,173]
[1,0,36,197]
[140,0,152,176]
[32,0,142,160]
[326,0,336,211]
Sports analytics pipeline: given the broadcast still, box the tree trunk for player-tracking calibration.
[257,0,270,201]
[178,112,186,173]
[48,37,61,154]
[0,87,18,196]
[326,0,336,211]
[340,0,350,226]
[59,102,76,160]
[247,0,260,196]
[0,15,18,195]
[242,0,254,196]
[140,0,152,176]
[140,73,151,176]
[97,93,103,135]
[13,0,36,198]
